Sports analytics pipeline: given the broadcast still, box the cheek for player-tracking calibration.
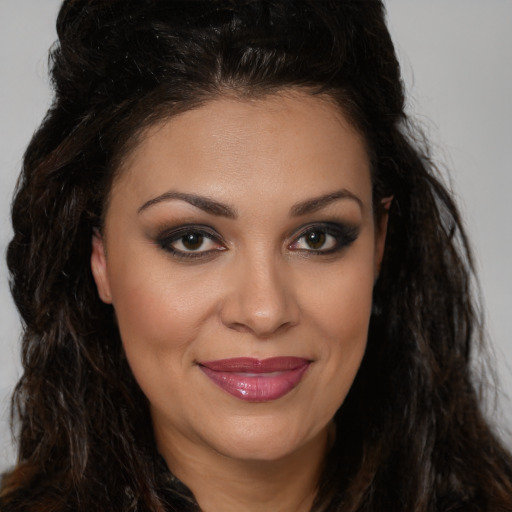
[107,264,225,426]
[302,247,375,344]
[299,247,375,411]
[106,253,222,373]
[322,276,373,353]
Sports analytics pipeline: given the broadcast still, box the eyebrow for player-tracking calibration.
[137,188,362,218]
[137,191,238,218]
[290,189,363,216]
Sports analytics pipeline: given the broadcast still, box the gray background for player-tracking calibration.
[0,1,511,470]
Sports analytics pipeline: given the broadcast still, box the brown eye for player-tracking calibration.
[293,229,333,251]
[158,226,226,260]
[181,233,204,251]
[304,230,326,250]
[289,222,359,254]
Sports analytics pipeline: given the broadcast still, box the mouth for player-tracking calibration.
[198,357,311,402]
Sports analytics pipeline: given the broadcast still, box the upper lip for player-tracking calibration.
[198,356,311,373]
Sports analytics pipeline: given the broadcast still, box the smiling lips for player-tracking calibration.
[199,357,311,402]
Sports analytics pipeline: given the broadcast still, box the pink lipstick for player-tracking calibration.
[198,356,310,402]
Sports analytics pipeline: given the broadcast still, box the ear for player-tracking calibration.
[91,229,113,304]
[374,196,393,279]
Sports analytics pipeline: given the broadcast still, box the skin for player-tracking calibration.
[91,90,388,512]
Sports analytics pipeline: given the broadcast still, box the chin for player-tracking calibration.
[202,413,328,463]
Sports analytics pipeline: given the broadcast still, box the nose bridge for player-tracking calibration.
[220,246,298,337]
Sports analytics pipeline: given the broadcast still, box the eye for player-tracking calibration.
[289,223,359,254]
[294,230,335,251]
[157,226,226,260]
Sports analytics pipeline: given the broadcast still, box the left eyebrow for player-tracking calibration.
[290,189,363,217]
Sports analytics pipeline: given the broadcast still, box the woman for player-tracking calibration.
[1,1,511,511]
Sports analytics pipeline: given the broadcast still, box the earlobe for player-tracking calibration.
[374,196,393,279]
[91,229,113,304]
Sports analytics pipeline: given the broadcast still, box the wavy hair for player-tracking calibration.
[1,1,511,511]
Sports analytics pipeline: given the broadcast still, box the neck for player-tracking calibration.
[156,426,330,512]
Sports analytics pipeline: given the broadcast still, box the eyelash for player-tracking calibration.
[289,223,359,255]
[156,222,359,261]
[157,225,225,261]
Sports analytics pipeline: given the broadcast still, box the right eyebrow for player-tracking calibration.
[137,191,238,219]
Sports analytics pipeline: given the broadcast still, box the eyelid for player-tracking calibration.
[156,224,226,259]
[154,220,359,261]
[288,222,359,254]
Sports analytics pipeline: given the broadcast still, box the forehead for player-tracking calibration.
[111,91,372,215]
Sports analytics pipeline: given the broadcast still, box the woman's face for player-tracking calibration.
[91,91,387,464]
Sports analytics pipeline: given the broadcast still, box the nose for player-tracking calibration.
[219,253,300,338]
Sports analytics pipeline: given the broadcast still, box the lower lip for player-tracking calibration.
[199,362,311,402]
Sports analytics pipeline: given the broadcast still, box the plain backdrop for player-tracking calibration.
[0,1,511,470]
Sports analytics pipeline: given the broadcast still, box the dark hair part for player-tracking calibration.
[2,1,511,511]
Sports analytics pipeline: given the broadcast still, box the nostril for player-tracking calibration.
[225,318,296,339]
[227,322,253,334]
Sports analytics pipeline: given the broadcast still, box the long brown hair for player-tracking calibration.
[2,1,512,511]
